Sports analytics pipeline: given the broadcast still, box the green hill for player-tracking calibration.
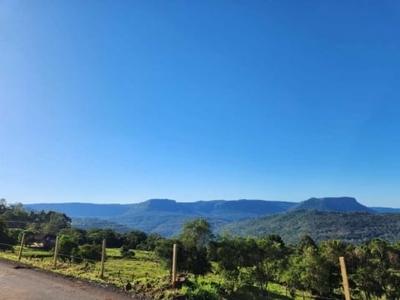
[24,197,400,242]
[25,199,296,236]
[218,210,400,244]
[289,197,374,212]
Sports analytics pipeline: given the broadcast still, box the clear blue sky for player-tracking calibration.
[1,1,399,207]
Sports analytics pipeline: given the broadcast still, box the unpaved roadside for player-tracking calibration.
[0,259,150,300]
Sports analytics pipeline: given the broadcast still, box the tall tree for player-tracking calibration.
[320,239,347,297]
[42,211,71,234]
[0,198,6,214]
[123,230,147,249]
[0,219,12,250]
[180,218,214,250]
[179,219,213,275]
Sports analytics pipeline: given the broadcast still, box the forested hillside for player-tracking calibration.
[24,198,400,243]
[219,210,400,244]
[289,197,374,212]
[3,199,400,299]
[26,198,296,236]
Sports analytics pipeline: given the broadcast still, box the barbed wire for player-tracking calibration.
[1,235,399,300]
[0,239,141,294]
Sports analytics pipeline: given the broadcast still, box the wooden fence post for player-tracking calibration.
[53,236,60,268]
[100,239,106,279]
[18,232,26,261]
[171,243,177,287]
[339,256,351,300]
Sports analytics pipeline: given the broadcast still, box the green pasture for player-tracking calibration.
[0,246,314,300]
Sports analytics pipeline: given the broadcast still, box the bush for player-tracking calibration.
[57,235,79,262]
[182,283,220,300]
[78,243,102,262]
[0,221,14,250]
[120,244,135,259]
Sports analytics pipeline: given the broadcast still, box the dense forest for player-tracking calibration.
[220,210,400,244]
[25,198,400,243]
[1,199,400,300]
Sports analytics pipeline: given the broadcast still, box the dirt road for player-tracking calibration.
[0,259,146,300]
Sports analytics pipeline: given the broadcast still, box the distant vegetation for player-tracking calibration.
[24,197,400,244]
[25,198,297,236]
[2,198,400,299]
[219,210,400,244]
[288,197,374,213]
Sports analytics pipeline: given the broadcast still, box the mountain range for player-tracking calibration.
[24,197,400,243]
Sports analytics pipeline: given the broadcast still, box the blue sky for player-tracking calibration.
[1,1,399,207]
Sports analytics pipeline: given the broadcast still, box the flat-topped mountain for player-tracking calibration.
[289,197,374,213]
[24,199,296,236]
[23,197,399,240]
[25,199,296,220]
[24,202,133,218]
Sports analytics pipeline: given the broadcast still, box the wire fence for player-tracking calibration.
[0,238,104,267]
[0,235,168,296]
[0,238,344,300]
[1,234,397,300]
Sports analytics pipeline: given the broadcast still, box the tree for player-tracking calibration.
[155,235,212,276]
[180,218,214,250]
[320,240,347,297]
[296,235,318,254]
[41,211,71,234]
[87,228,121,247]
[57,235,79,262]
[142,232,162,251]
[1,202,29,229]
[120,244,135,258]
[155,238,186,270]
[183,244,211,276]
[78,243,102,262]
[283,241,331,298]
[209,235,252,285]
[0,198,6,214]
[299,246,331,297]
[248,236,287,293]
[179,219,213,275]
[362,239,397,299]
[122,230,147,250]
[281,253,303,299]
[58,228,87,245]
[0,219,12,250]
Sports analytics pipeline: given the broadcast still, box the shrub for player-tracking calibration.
[78,243,102,262]
[120,244,135,258]
[57,235,79,262]
[182,283,220,300]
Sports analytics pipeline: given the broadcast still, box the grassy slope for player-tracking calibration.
[0,247,310,300]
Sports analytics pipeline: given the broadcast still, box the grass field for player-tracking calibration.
[0,246,313,300]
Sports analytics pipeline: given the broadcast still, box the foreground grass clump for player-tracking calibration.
[180,279,220,300]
